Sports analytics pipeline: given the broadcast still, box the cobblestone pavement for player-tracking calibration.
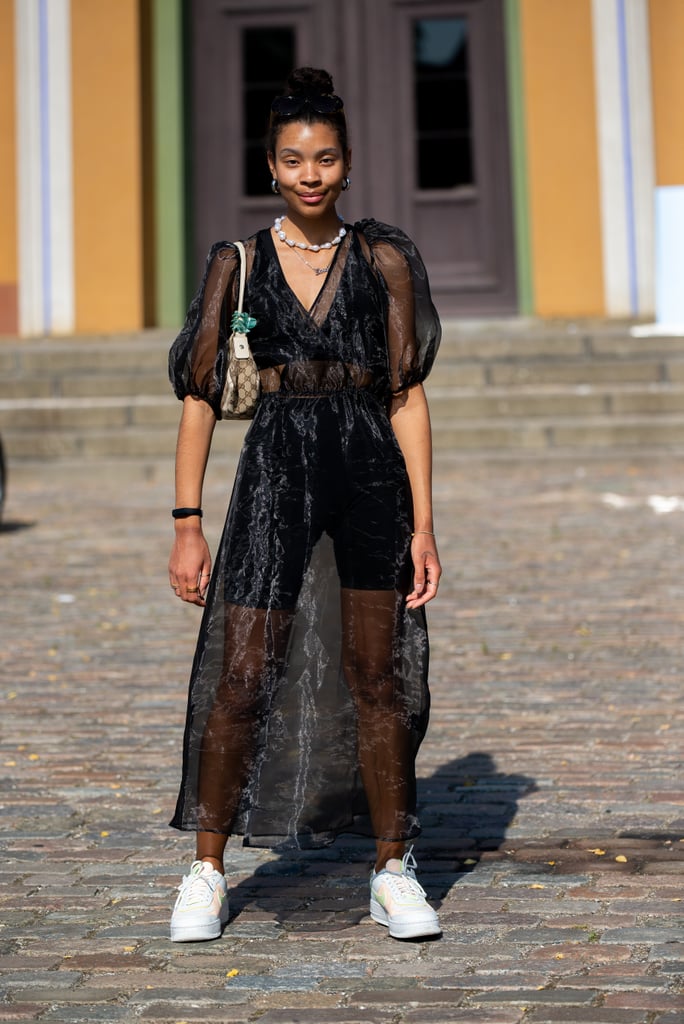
[0,447,682,1023]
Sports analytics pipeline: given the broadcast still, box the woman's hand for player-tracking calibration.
[388,385,440,609]
[169,396,217,606]
[406,533,441,609]
[168,525,212,606]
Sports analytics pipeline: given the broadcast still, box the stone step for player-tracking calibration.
[430,323,684,387]
[2,326,684,397]
[0,335,171,401]
[7,321,680,370]
[3,381,684,433]
[1,421,247,460]
[431,413,684,450]
[3,407,684,458]
[0,395,180,432]
[3,355,681,400]
[0,371,171,401]
[438,320,684,358]
[427,382,684,418]
[2,325,684,456]
[433,358,684,390]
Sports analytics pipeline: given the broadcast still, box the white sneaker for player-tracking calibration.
[170,860,229,942]
[370,847,441,940]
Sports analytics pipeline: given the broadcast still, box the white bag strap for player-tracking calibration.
[234,240,246,315]
[231,241,251,359]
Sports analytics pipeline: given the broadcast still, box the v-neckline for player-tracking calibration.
[264,226,350,323]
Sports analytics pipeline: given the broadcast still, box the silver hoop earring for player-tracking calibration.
[341,177,351,191]
[271,179,280,195]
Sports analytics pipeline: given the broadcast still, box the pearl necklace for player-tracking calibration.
[274,215,346,252]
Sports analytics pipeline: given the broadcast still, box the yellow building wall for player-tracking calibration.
[0,0,17,333]
[519,0,604,316]
[71,0,143,332]
[649,0,684,186]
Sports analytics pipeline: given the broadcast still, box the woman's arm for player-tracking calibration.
[168,396,217,606]
[389,382,441,609]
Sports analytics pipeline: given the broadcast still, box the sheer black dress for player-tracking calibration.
[168,219,441,848]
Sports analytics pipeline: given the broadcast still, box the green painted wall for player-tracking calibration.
[152,0,187,327]
[503,0,534,316]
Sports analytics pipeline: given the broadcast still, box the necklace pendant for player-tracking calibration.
[314,267,327,276]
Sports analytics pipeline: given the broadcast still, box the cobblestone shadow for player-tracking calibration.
[224,752,536,930]
[0,519,34,534]
[417,750,537,859]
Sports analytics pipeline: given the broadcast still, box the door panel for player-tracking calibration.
[190,0,516,314]
[393,0,517,313]
[191,1,316,269]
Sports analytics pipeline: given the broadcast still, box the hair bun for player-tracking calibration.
[286,66,335,96]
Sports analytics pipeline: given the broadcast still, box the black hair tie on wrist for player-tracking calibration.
[172,507,203,519]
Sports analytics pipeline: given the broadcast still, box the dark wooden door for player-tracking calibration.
[191,0,517,315]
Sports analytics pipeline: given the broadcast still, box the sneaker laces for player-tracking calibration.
[401,846,418,878]
[381,871,427,902]
[176,863,217,909]
[377,846,427,901]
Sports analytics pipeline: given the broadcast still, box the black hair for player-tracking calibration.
[267,67,349,155]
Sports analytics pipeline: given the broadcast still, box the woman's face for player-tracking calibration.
[268,121,351,222]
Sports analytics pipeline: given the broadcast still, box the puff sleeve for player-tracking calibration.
[168,242,240,417]
[356,219,441,394]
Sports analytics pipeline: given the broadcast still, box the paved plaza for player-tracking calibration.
[0,446,682,1022]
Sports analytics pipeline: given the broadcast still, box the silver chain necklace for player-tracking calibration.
[289,245,332,276]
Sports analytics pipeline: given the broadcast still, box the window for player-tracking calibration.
[413,17,474,189]
[243,27,296,195]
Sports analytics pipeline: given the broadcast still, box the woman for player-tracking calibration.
[167,67,442,942]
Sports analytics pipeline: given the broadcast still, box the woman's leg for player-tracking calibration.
[340,587,439,938]
[195,833,229,874]
[340,588,416,871]
[194,605,293,866]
